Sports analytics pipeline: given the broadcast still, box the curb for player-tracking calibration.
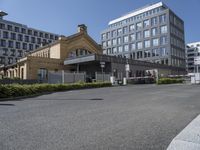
[167,114,200,150]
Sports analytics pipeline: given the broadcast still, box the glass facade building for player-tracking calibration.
[101,2,185,68]
[0,11,59,65]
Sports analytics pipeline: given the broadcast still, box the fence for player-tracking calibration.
[0,79,39,84]
[95,72,111,82]
[48,71,86,84]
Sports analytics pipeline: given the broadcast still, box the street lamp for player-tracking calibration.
[100,62,105,81]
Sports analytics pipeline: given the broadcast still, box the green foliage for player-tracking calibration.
[157,78,184,85]
[0,82,112,99]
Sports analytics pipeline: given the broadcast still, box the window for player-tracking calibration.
[2,48,8,56]
[8,57,13,64]
[144,40,150,48]
[117,37,121,44]
[107,40,111,46]
[37,38,41,44]
[112,39,117,45]
[161,47,168,56]
[111,30,117,37]
[160,36,167,45]
[28,30,32,35]
[8,41,14,48]
[0,57,5,64]
[21,28,26,34]
[123,35,129,43]
[31,37,35,43]
[160,14,166,23]
[152,38,159,46]
[137,41,143,49]
[29,44,33,50]
[18,34,23,41]
[7,25,12,31]
[45,33,49,38]
[131,43,136,50]
[18,50,23,57]
[161,25,168,34]
[129,24,135,31]
[102,33,106,40]
[102,41,106,47]
[123,26,128,34]
[143,19,150,27]
[15,27,19,32]
[0,39,6,47]
[144,30,150,38]
[113,47,117,53]
[151,17,157,26]
[130,34,135,41]
[124,45,129,52]
[144,50,151,58]
[136,32,142,40]
[136,22,142,30]
[10,49,15,56]
[151,28,158,36]
[23,43,27,50]
[34,31,38,36]
[39,32,43,37]
[117,28,122,35]
[0,23,5,29]
[3,31,9,38]
[25,36,29,42]
[118,46,122,53]
[10,33,16,40]
[16,42,21,49]
[152,49,159,57]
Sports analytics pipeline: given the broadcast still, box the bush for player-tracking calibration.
[0,82,112,99]
[157,78,183,85]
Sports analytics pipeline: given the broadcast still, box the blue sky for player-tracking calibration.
[1,0,200,43]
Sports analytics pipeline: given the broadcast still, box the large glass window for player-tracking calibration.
[136,32,142,40]
[152,49,159,57]
[8,41,14,48]
[107,40,111,46]
[160,25,168,34]
[143,19,150,28]
[117,37,121,44]
[130,34,135,41]
[136,22,142,30]
[112,39,117,45]
[137,41,143,49]
[151,27,158,36]
[123,26,128,34]
[144,40,150,48]
[152,38,159,46]
[144,50,151,58]
[118,46,123,53]
[123,35,129,43]
[131,43,136,50]
[151,17,157,26]
[112,30,117,37]
[129,24,135,31]
[160,36,167,45]
[10,33,16,40]
[161,47,168,56]
[124,45,129,52]
[117,28,122,35]
[0,39,6,47]
[144,30,150,38]
[160,14,166,23]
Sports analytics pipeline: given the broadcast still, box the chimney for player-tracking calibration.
[77,24,87,33]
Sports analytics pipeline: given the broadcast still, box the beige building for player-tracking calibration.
[0,25,102,80]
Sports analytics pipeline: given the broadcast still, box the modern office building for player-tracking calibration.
[186,42,200,73]
[101,2,186,69]
[0,11,59,65]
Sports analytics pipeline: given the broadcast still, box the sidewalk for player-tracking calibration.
[167,114,200,150]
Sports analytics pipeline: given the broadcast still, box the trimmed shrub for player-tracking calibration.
[0,82,112,99]
[157,78,183,85]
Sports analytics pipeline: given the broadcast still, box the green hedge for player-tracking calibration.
[157,78,184,85]
[0,82,112,99]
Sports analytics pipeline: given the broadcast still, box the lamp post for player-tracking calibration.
[100,62,105,82]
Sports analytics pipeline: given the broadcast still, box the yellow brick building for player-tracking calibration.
[0,25,102,80]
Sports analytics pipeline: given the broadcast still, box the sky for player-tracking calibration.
[0,0,200,44]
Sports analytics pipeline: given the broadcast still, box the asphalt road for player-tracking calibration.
[1,84,200,150]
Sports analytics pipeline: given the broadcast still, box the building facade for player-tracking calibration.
[101,2,185,69]
[0,11,59,65]
[186,42,200,73]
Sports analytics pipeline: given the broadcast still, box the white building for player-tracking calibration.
[0,11,59,65]
[186,42,200,73]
